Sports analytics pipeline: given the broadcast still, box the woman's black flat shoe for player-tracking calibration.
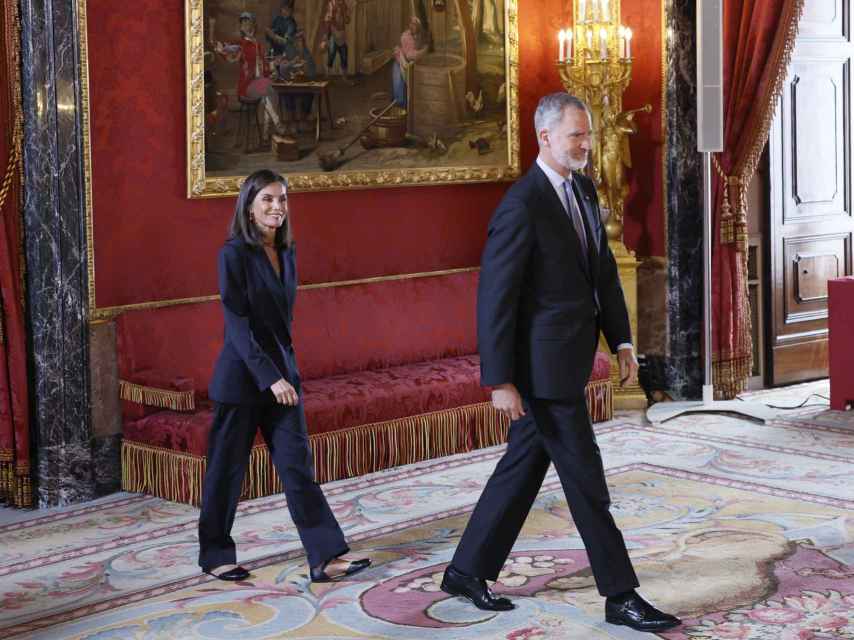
[204,565,251,581]
[310,558,371,583]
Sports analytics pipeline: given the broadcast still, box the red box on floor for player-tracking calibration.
[829,276,854,410]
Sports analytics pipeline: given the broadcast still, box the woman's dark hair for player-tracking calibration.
[229,169,292,249]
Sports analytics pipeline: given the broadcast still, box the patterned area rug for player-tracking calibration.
[2,381,853,639]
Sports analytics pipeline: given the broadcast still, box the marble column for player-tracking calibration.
[19,0,102,506]
[655,0,704,399]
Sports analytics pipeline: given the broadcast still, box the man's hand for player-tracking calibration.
[492,383,525,421]
[617,346,639,388]
[270,378,299,405]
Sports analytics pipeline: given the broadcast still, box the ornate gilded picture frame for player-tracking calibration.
[185,0,520,197]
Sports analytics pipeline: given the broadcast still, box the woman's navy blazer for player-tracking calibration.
[208,236,299,404]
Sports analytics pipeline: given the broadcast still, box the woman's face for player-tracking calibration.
[250,182,288,236]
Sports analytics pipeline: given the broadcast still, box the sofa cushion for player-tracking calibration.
[301,355,486,436]
[124,352,613,457]
[119,371,197,420]
[124,400,217,457]
[125,354,487,456]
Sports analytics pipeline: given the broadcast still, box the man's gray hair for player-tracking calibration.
[534,93,589,142]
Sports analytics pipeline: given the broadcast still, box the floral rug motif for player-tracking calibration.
[2,380,853,639]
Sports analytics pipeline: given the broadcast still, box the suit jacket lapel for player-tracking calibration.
[250,247,293,336]
[572,176,601,254]
[280,246,296,322]
[570,176,601,284]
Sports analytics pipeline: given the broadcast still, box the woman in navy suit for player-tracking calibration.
[198,169,370,582]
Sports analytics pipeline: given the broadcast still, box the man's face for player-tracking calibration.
[543,106,593,172]
[240,18,256,37]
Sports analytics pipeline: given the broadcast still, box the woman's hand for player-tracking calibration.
[270,378,298,405]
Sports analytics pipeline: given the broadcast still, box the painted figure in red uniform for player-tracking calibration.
[215,11,284,140]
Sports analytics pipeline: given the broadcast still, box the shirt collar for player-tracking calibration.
[536,156,573,191]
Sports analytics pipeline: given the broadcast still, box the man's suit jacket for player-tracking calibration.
[208,236,299,405]
[477,162,631,400]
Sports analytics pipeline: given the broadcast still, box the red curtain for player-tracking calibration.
[0,0,32,508]
[711,0,805,398]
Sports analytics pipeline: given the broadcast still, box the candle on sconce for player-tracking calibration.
[566,29,573,60]
[625,27,633,58]
[586,28,593,52]
[599,27,608,59]
[618,25,626,58]
[579,0,586,22]
[602,0,610,21]
[592,0,599,22]
[559,29,566,62]
[208,17,216,45]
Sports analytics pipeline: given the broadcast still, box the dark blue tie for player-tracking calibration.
[563,179,589,258]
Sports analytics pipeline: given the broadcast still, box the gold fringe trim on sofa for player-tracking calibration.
[122,380,613,506]
[119,379,195,412]
[122,443,207,506]
[310,402,508,486]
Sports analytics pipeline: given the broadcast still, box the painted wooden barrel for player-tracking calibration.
[361,105,408,148]
[411,52,466,136]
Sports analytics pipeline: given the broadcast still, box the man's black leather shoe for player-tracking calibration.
[440,565,515,611]
[605,591,680,632]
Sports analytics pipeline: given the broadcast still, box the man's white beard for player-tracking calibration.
[555,148,588,172]
[567,154,588,171]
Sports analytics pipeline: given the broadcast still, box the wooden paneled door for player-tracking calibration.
[768,0,854,386]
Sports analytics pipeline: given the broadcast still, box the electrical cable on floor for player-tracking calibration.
[734,393,830,410]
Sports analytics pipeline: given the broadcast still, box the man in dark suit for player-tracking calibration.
[440,94,680,633]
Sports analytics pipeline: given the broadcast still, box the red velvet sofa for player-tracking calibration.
[117,270,614,505]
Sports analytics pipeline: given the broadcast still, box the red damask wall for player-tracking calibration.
[86,0,664,311]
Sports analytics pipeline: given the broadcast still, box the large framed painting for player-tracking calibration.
[185,0,520,197]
